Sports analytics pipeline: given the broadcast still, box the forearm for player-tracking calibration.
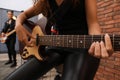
[16,13,27,25]
[88,23,101,35]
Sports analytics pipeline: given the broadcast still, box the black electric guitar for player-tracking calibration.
[21,24,120,61]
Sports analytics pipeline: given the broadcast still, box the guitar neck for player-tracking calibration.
[37,35,120,51]
[6,30,16,37]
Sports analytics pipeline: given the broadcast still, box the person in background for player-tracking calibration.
[5,0,113,80]
[1,10,17,67]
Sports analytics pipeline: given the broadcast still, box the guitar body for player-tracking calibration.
[0,36,7,43]
[20,24,45,61]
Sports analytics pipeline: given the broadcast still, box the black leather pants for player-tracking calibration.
[62,49,100,80]
[5,47,100,80]
[6,37,16,62]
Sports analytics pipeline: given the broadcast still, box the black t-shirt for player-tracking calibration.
[48,0,88,35]
[2,19,16,38]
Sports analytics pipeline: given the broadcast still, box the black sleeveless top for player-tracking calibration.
[48,0,88,35]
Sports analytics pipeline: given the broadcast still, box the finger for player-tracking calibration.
[24,28,35,39]
[104,34,113,56]
[28,39,35,46]
[88,42,95,55]
[22,35,32,47]
[100,41,109,58]
[94,42,101,58]
[15,26,22,41]
[15,30,23,42]
[16,28,29,46]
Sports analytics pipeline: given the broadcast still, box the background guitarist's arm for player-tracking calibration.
[1,21,10,34]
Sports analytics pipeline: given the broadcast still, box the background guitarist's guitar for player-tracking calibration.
[0,30,15,43]
[21,24,120,61]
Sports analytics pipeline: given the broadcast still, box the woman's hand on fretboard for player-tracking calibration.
[88,34,113,58]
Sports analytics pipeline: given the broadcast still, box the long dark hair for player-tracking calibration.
[32,0,80,16]
[33,0,80,6]
[32,0,51,17]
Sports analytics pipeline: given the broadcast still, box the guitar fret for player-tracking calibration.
[85,35,91,49]
[78,36,84,48]
[62,36,65,47]
[64,35,68,48]
[72,35,73,48]
[56,36,61,47]
[54,35,56,46]
[92,35,93,43]
[66,35,68,47]
[73,35,77,48]
[68,36,72,48]
[76,35,79,48]
[84,35,85,48]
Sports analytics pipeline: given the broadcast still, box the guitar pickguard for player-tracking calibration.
[20,25,44,61]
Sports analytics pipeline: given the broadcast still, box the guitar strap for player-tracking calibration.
[45,0,72,34]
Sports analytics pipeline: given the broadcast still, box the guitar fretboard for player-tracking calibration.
[37,35,120,51]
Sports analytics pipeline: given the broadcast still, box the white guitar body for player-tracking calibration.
[0,36,7,43]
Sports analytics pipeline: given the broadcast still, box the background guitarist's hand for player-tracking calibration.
[15,23,34,46]
[88,34,113,58]
[1,32,5,37]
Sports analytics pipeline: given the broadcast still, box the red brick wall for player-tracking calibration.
[94,0,120,80]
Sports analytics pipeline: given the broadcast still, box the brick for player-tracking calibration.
[113,15,120,20]
[105,67,120,75]
[97,7,105,12]
[97,1,105,7]
[105,3,116,10]
[114,65,120,71]
[95,76,107,80]
[114,11,120,15]
[100,61,114,68]
[98,8,113,15]
[106,60,115,64]
[99,1,114,8]
[99,17,113,22]
[104,12,114,17]
[114,6,120,11]
[114,23,120,27]
[100,24,114,28]
[105,28,120,33]
[95,71,104,77]
[113,53,120,58]
[115,74,120,80]
[105,20,115,25]
[99,22,105,26]
[97,15,105,19]
[115,58,120,61]
[108,56,115,61]
[114,61,120,66]
[115,19,120,23]
[103,70,114,77]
